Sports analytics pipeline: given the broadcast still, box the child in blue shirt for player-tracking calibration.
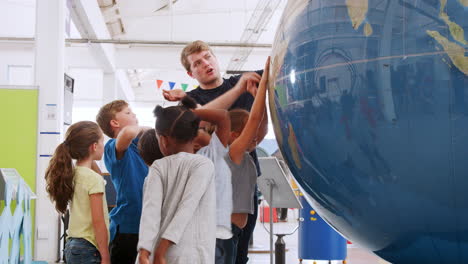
[96,100,150,264]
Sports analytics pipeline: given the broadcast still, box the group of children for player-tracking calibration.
[45,50,270,264]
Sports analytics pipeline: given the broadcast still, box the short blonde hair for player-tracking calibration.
[180,40,214,72]
[96,100,128,138]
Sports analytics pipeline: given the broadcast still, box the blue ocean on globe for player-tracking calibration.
[269,0,468,263]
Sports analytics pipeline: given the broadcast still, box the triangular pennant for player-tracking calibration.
[156,79,163,89]
[169,82,176,90]
[193,84,198,89]
[181,83,188,92]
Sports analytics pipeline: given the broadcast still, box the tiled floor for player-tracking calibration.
[248,208,391,264]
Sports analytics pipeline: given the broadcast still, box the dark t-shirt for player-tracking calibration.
[187,70,263,176]
[187,71,263,111]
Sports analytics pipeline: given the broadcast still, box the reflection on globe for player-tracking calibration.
[269,0,468,263]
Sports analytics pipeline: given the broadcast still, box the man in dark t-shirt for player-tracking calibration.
[163,40,264,264]
[186,70,262,111]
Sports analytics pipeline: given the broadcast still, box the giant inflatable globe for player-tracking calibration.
[269,1,468,263]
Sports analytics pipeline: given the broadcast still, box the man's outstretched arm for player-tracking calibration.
[202,72,261,110]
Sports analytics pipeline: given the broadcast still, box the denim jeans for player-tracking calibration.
[64,238,101,264]
[215,224,243,264]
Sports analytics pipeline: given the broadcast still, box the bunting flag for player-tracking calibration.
[169,82,176,90]
[155,79,197,91]
[156,79,163,89]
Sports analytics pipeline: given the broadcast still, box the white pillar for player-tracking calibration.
[34,0,65,261]
[103,73,118,103]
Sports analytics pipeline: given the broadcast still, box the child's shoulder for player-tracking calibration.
[105,138,116,147]
[105,137,138,148]
[104,138,117,153]
[150,153,213,172]
[74,166,102,184]
[151,152,204,163]
[179,152,212,163]
[75,166,99,176]
[104,137,141,161]
[174,152,214,169]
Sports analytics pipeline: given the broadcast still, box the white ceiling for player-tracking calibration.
[97,0,287,101]
[1,0,287,102]
[106,0,284,43]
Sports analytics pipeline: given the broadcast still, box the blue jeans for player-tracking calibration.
[64,238,101,264]
[215,224,243,264]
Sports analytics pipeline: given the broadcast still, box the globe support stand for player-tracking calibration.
[258,157,302,263]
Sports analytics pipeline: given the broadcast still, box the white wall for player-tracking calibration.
[0,46,35,85]
[0,0,81,38]
[0,0,36,37]
[0,44,98,86]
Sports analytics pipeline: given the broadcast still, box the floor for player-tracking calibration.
[248,208,391,264]
[48,208,391,264]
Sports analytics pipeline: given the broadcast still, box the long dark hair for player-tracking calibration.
[45,121,102,214]
[153,96,200,143]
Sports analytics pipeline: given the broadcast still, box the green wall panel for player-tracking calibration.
[0,88,38,254]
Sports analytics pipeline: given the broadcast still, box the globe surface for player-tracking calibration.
[269,1,468,263]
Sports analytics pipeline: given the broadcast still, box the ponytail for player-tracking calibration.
[180,95,197,109]
[45,142,74,214]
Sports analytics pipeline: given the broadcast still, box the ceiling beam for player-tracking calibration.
[67,38,272,48]
[0,37,272,48]
[226,0,282,71]
[69,0,134,100]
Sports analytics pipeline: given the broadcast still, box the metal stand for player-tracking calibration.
[257,157,302,263]
[269,181,274,264]
[262,179,299,264]
[275,234,286,264]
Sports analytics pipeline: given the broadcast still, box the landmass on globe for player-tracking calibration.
[346,0,373,36]
[427,0,467,76]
